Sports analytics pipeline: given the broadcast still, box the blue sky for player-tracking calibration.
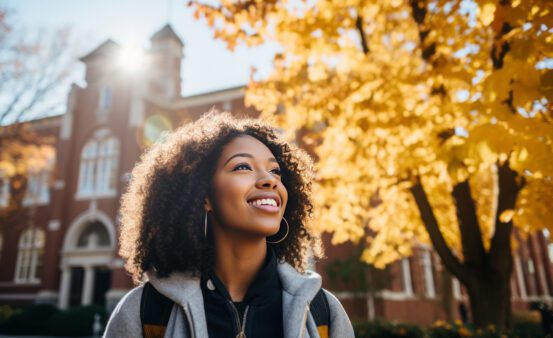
[5,0,278,96]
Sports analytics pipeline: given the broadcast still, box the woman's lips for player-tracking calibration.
[249,203,280,213]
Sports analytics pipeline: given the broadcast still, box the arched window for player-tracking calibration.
[22,169,50,206]
[76,221,111,248]
[15,228,45,284]
[77,133,119,198]
[96,137,119,194]
[78,140,98,196]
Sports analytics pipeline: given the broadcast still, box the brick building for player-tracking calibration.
[0,24,551,325]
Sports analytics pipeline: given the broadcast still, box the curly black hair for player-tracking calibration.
[119,110,322,282]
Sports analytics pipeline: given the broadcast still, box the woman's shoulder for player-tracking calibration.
[103,284,145,337]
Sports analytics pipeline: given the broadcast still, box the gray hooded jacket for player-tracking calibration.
[103,262,354,338]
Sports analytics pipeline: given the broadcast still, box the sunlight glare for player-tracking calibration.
[116,45,148,74]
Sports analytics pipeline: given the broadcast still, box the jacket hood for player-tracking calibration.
[145,262,322,306]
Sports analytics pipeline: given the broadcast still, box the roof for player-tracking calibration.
[79,39,121,62]
[150,24,184,46]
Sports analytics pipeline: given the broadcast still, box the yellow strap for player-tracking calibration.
[317,325,329,338]
[143,324,166,338]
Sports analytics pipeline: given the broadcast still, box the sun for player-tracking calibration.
[116,45,149,74]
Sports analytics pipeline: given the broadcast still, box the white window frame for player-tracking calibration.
[0,172,10,208]
[452,277,462,300]
[22,170,50,206]
[380,258,415,300]
[420,248,436,298]
[96,137,119,194]
[14,228,45,284]
[99,85,112,111]
[401,258,414,296]
[77,141,98,197]
[76,135,119,199]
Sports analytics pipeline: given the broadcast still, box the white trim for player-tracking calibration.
[421,248,436,298]
[331,289,421,302]
[452,277,462,299]
[36,290,58,304]
[380,290,414,301]
[0,171,10,208]
[525,295,553,302]
[36,290,58,298]
[515,255,528,299]
[58,267,71,309]
[61,85,79,140]
[0,281,40,287]
[111,258,125,268]
[75,190,117,200]
[331,291,368,299]
[48,219,61,231]
[0,293,38,300]
[401,258,414,296]
[129,81,146,127]
[53,180,65,190]
[82,266,95,305]
[63,210,116,252]
[367,293,375,320]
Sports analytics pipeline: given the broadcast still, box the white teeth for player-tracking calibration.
[249,198,277,206]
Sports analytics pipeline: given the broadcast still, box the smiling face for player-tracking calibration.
[205,134,289,240]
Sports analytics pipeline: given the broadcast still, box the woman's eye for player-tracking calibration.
[271,168,282,176]
[233,164,252,171]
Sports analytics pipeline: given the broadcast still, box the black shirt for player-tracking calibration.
[200,248,283,338]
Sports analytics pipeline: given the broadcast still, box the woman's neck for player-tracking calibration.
[213,234,267,302]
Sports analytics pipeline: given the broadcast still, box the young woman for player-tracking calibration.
[103,111,354,338]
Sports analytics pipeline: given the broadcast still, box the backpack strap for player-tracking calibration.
[140,282,331,338]
[140,282,174,338]
[310,288,331,338]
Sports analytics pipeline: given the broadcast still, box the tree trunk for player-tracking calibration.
[410,162,521,330]
[466,270,511,328]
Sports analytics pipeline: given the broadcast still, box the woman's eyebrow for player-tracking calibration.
[223,153,278,166]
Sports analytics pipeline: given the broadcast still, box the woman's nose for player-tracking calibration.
[256,171,278,189]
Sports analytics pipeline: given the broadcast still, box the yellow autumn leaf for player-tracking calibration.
[499,209,515,223]
[480,3,496,26]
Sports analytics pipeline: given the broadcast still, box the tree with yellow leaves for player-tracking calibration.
[190,0,553,328]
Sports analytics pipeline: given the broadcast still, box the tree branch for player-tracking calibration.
[410,177,469,284]
[452,180,486,267]
[355,15,369,54]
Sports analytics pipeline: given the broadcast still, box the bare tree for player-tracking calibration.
[0,6,75,218]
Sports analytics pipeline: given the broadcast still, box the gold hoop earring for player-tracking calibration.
[204,211,208,239]
[267,217,289,244]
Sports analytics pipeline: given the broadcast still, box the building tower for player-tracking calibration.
[148,24,184,99]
